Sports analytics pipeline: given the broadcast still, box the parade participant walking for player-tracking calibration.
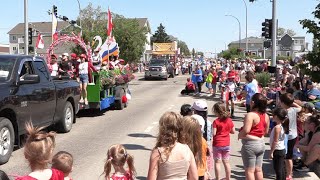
[16,123,64,180]
[270,107,288,180]
[78,54,97,105]
[147,112,198,180]
[279,93,302,180]
[212,102,235,180]
[103,144,136,180]
[226,67,237,117]
[238,93,270,180]
[194,65,203,94]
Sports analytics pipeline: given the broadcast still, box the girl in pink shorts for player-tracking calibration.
[212,102,235,180]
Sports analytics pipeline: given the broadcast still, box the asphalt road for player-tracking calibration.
[1,73,318,180]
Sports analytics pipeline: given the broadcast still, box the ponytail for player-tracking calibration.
[126,154,136,179]
[103,158,112,179]
[282,118,290,134]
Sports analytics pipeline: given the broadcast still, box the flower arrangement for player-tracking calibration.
[98,64,135,89]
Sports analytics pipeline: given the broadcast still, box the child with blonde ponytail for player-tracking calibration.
[16,123,64,180]
[103,144,136,180]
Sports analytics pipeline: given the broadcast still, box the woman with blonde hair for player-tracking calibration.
[147,112,198,180]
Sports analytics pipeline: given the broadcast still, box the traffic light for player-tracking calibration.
[262,19,272,39]
[28,28,32,45]
[62,16,69,21]
[53,5,57,16]
[249,0,255,2]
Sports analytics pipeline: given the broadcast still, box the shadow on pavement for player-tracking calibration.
[231,170,245,179]
[136,176,146,180]
[77,109,107,117]
[127,133,156,138]
[123,144,152,151]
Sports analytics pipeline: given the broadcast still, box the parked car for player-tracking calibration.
[0,55,80,164]
[144,59,169,80]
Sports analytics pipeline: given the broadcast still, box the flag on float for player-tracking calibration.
[36,33,44,49]
[52,11,58,41]
[107,7,113,37]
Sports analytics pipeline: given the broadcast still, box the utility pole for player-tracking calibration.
[271,0,277,67]
[24,0,28,55]
[242,0,248,53]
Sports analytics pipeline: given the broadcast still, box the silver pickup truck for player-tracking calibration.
[145,59,172,80]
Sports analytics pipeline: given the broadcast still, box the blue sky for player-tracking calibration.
[0,0,318,53]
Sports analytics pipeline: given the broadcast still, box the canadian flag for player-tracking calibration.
[36,34,44,49]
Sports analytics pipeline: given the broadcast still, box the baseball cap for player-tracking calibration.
[191,114,205,133]
[70,53,77,58]
[80,54,87,58]
[62,53,69,56]
[306,80,313,86]
[192,100,208,112]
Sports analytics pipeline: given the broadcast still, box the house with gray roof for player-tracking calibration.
[7,21,70,55]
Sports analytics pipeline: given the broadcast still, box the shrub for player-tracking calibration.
[255,72,271,87]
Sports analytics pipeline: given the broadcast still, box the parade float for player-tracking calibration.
[47,33,134,111]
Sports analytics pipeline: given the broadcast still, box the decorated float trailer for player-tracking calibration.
[47,34,132,111]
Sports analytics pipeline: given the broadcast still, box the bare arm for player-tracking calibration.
[265,114,270,135]
[298,133,320,152]
[230,126,236,134]
[292,102,302,112]
[238,113,254,139]
[212,127,217,137]
[147,149,160,180]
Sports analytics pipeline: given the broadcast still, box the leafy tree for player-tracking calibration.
[300,3,320,82]
[177,40,190,56]
[72,4,147,63]
[219,47,242,59]
[152,23,171,43]
[278,27,296,37]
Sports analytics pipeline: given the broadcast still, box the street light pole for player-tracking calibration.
[241,0,248,53]
[24,0,28,55]
[76,0,82,36]
[225,15,241,50]
[271,0,277,67]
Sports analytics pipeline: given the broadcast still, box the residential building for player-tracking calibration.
[0,44,9,54]
[135,18,152,62]
[7,21,70,55]
[228,34,309,58]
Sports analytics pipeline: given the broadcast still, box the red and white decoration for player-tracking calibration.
[36,33,44,49]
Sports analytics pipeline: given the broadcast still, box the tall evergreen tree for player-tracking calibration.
[152,23,171,43]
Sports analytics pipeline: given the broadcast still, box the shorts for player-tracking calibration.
[241,139,265,168]
[285,137,297,159]
[212,146,230,160]
[206,82,212,89]
[79,74,89,83]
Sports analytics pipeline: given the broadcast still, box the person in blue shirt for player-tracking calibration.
[242,72,258,112]
[193,65,203,93]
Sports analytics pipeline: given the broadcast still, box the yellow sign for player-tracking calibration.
[152,42,177,55]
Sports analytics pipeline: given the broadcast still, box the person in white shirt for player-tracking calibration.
[50,55,59,77]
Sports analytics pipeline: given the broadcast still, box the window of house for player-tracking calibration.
[12,47,17,51]
[300,40,304,44]
[21,47,24,50]
[294,40,299,44]
[286,51,290,57]
[251,44,254,47]
[22,36,24,38]
[12,36,16,41]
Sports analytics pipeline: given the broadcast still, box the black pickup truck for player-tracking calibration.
[0,55,80,164]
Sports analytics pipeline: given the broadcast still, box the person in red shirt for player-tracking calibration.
[212,102,235,180]
[211,68,218,96]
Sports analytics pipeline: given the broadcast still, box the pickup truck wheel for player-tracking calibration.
[57,102,74,133]
[0,117,14,165]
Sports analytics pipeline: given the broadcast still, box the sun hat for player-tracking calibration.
[192,100,208,112]
[62,53,69,56]
[70,53,77,58]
